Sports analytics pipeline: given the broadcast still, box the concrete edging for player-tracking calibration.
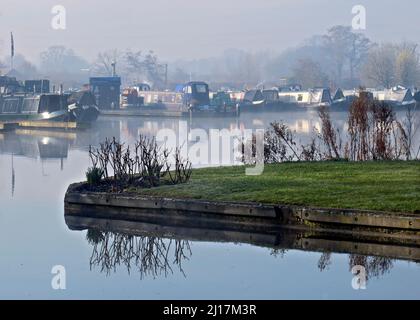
[64,182,420,231]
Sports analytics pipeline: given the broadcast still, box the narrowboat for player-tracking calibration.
[237,89,265,112]
[343,87,416,109]
[331,88,353,109]
[0,76,99,123]
[137,81,238,116]
[372,86,416,108]
[0,92,99,123]
[0,93,70,122]
[239,87,332,112]
[277,88,332,109]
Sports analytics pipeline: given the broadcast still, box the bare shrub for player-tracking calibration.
[370,101,395,160]
[300,138,323,161]
[88,135,192,190]
[346,95,412,161]
[318,106,343,159]
[398,104,419,160]
[241,121,301,165]
[348,94,371,161]
[167,147,192,184]
[241,96,415,165]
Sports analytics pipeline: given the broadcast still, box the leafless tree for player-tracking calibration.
[292,58,329,89]
[91,49,121,76]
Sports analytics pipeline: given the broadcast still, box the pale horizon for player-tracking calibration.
[0,0,419,63]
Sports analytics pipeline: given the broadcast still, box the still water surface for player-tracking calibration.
[0,111,419,299]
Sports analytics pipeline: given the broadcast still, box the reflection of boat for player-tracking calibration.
[0,131,72,159]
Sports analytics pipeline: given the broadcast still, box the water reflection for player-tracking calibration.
[64,212,420,283]
[348,255,394,280]
[0,110,418,298]
[86,229,191,278]
[0,131,71,160]
[1,110,417,166]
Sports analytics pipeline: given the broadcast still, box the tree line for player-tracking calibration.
[0,25,419,90]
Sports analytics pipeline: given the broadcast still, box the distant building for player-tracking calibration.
[89,77,121,110]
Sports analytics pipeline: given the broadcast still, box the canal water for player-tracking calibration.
[0,110,419,299]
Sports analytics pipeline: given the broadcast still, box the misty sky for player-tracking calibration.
[0,0,419,63]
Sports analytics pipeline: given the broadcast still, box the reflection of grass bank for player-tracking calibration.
[132,161,420,213]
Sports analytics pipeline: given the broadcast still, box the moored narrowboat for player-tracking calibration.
[137,81,238,116]
[0,93,69,122]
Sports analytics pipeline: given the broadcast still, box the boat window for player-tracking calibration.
[195,84,207,93]
[39,95,62,113]
[22,98,39,114]
[263,91,278,101]
[254,91,264,101]
[298,94,303,102]
[321,90,330,102]
[175,93,183,103]
[244,91,256,102]
[2,98,20,113]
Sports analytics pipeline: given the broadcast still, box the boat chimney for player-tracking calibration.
[59,84,63,94]
[111,61,116,77]
[53,85,56,93]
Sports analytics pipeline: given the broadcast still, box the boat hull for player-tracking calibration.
[68,106,99,123]
[0,109,69,122]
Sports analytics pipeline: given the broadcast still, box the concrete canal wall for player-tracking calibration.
[65,182,420,233]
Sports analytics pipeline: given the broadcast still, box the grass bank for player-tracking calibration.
[132,161,420,213]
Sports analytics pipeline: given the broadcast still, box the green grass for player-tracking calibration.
[132,161,420,213]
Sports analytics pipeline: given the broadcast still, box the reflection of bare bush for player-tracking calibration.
[318,252,332,272]
[86,229,192,278]
[348,254,394,280]
[270,248,287,258]
[315,252,394,280]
